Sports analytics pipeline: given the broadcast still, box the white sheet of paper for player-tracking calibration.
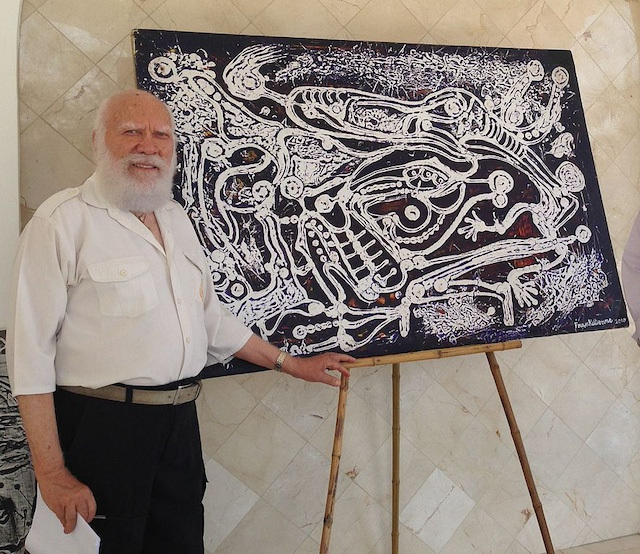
[25,488,100,554]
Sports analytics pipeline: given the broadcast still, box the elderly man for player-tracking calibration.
[7,89,354,553]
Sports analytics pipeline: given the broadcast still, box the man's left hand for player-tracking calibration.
[285,352,355,386]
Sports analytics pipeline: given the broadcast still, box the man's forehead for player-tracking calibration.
[107,94,172,126]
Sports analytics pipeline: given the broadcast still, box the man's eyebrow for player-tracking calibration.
[117,122,172,134]
[118,122,141,132]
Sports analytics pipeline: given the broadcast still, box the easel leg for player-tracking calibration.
[486,352,555,554]
[320,373,349,554]
[392,363,400,554]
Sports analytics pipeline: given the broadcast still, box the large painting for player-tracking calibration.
[133,29,627,376]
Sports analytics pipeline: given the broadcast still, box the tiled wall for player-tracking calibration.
[17,1,640,552]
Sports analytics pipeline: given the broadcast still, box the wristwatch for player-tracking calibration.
[273,351,288,372]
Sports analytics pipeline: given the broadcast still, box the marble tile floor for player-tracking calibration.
[558,534,640,553]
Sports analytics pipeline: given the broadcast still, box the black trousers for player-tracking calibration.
[54,389,206,554]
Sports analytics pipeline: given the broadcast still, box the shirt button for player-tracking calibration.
[119,269,127,277]
[186,337,191,344]
[177,298,183,304]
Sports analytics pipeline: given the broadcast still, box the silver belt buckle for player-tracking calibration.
[173,381,201,405]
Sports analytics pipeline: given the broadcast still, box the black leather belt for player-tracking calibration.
[59,381,202,405]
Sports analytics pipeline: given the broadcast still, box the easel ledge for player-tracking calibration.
[343,339,523,368]
[321,339,556,554]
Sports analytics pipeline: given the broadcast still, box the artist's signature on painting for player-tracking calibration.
[574,317,627,331]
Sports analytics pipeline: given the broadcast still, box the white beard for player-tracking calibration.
[93,139,176,213]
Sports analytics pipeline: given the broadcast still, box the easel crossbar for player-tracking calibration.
[344,340,522,369]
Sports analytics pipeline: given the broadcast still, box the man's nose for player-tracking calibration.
[135,131,159,155]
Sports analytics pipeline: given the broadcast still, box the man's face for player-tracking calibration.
[102,93,175,185]
[93,92,177,213]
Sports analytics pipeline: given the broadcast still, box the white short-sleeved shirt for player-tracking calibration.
[7,174,253,395]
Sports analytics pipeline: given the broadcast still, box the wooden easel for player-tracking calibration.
[319,340,556,554]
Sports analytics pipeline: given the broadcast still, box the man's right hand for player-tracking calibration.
[16,393,97,534]
[38,466,97,533]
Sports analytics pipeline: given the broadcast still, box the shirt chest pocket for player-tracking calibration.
[87,257,159,317]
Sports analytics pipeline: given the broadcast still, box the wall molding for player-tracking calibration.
[0,1,21,330]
